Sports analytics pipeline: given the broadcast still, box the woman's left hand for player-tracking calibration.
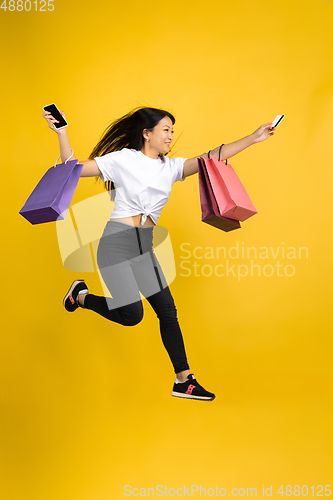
[251,123,275,143]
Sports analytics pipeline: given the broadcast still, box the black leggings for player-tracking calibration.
[83,220,189,374]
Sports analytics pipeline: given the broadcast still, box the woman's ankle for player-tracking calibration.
[176,369,190,383]
[78,293,88,306]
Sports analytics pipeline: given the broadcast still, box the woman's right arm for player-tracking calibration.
[42,107,102,178]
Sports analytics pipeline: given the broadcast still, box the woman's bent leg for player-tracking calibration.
[84,258,144,325]
[83,225,145,326]
[84,294,143,326]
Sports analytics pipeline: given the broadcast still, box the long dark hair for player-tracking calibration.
[89,106,176,200]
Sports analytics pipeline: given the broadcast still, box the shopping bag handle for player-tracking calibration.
[53,148,74,168]
[208,145,227,164]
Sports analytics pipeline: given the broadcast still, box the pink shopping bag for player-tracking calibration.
[203,154,258,222]
[198,156,241,232]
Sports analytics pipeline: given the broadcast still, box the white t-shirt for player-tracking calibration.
[94,148,187,225]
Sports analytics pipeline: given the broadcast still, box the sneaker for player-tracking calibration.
[63,280,89,312]
[171,373,215,401]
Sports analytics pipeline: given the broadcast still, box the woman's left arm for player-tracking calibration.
[182,122,275,178]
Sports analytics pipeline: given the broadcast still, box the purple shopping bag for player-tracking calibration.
[19,158,83,225]
[198,157,241,232]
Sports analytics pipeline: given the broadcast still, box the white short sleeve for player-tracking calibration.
[94,153,115,182]
[169,157,187,183]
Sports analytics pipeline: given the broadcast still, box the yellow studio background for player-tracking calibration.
[1,0,333,498]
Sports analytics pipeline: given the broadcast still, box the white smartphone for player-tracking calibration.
[271,114,284,128]
[43,103,68,129]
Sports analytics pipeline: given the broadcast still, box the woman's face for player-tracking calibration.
[145,116,174,155]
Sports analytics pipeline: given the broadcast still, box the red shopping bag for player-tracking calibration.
[202,152,258,222]
[198,156,241,232]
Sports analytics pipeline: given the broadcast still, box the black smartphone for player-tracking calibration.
[43,103,68,129]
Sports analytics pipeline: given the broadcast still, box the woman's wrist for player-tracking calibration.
[58,129,74,162]
[57,127,68,138]
[249,132,258,144]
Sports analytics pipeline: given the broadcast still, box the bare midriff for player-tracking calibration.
[112,214,155,227]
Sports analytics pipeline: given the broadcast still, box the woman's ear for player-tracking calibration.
[142,128,149,141]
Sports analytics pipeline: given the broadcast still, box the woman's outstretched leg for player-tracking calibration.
[129,250,189,374]
[130,249,215,400]
[145,286,190,375]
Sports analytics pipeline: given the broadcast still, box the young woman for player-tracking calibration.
[42,106,275,401]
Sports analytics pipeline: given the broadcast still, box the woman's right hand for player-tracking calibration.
[42,105,67,134]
